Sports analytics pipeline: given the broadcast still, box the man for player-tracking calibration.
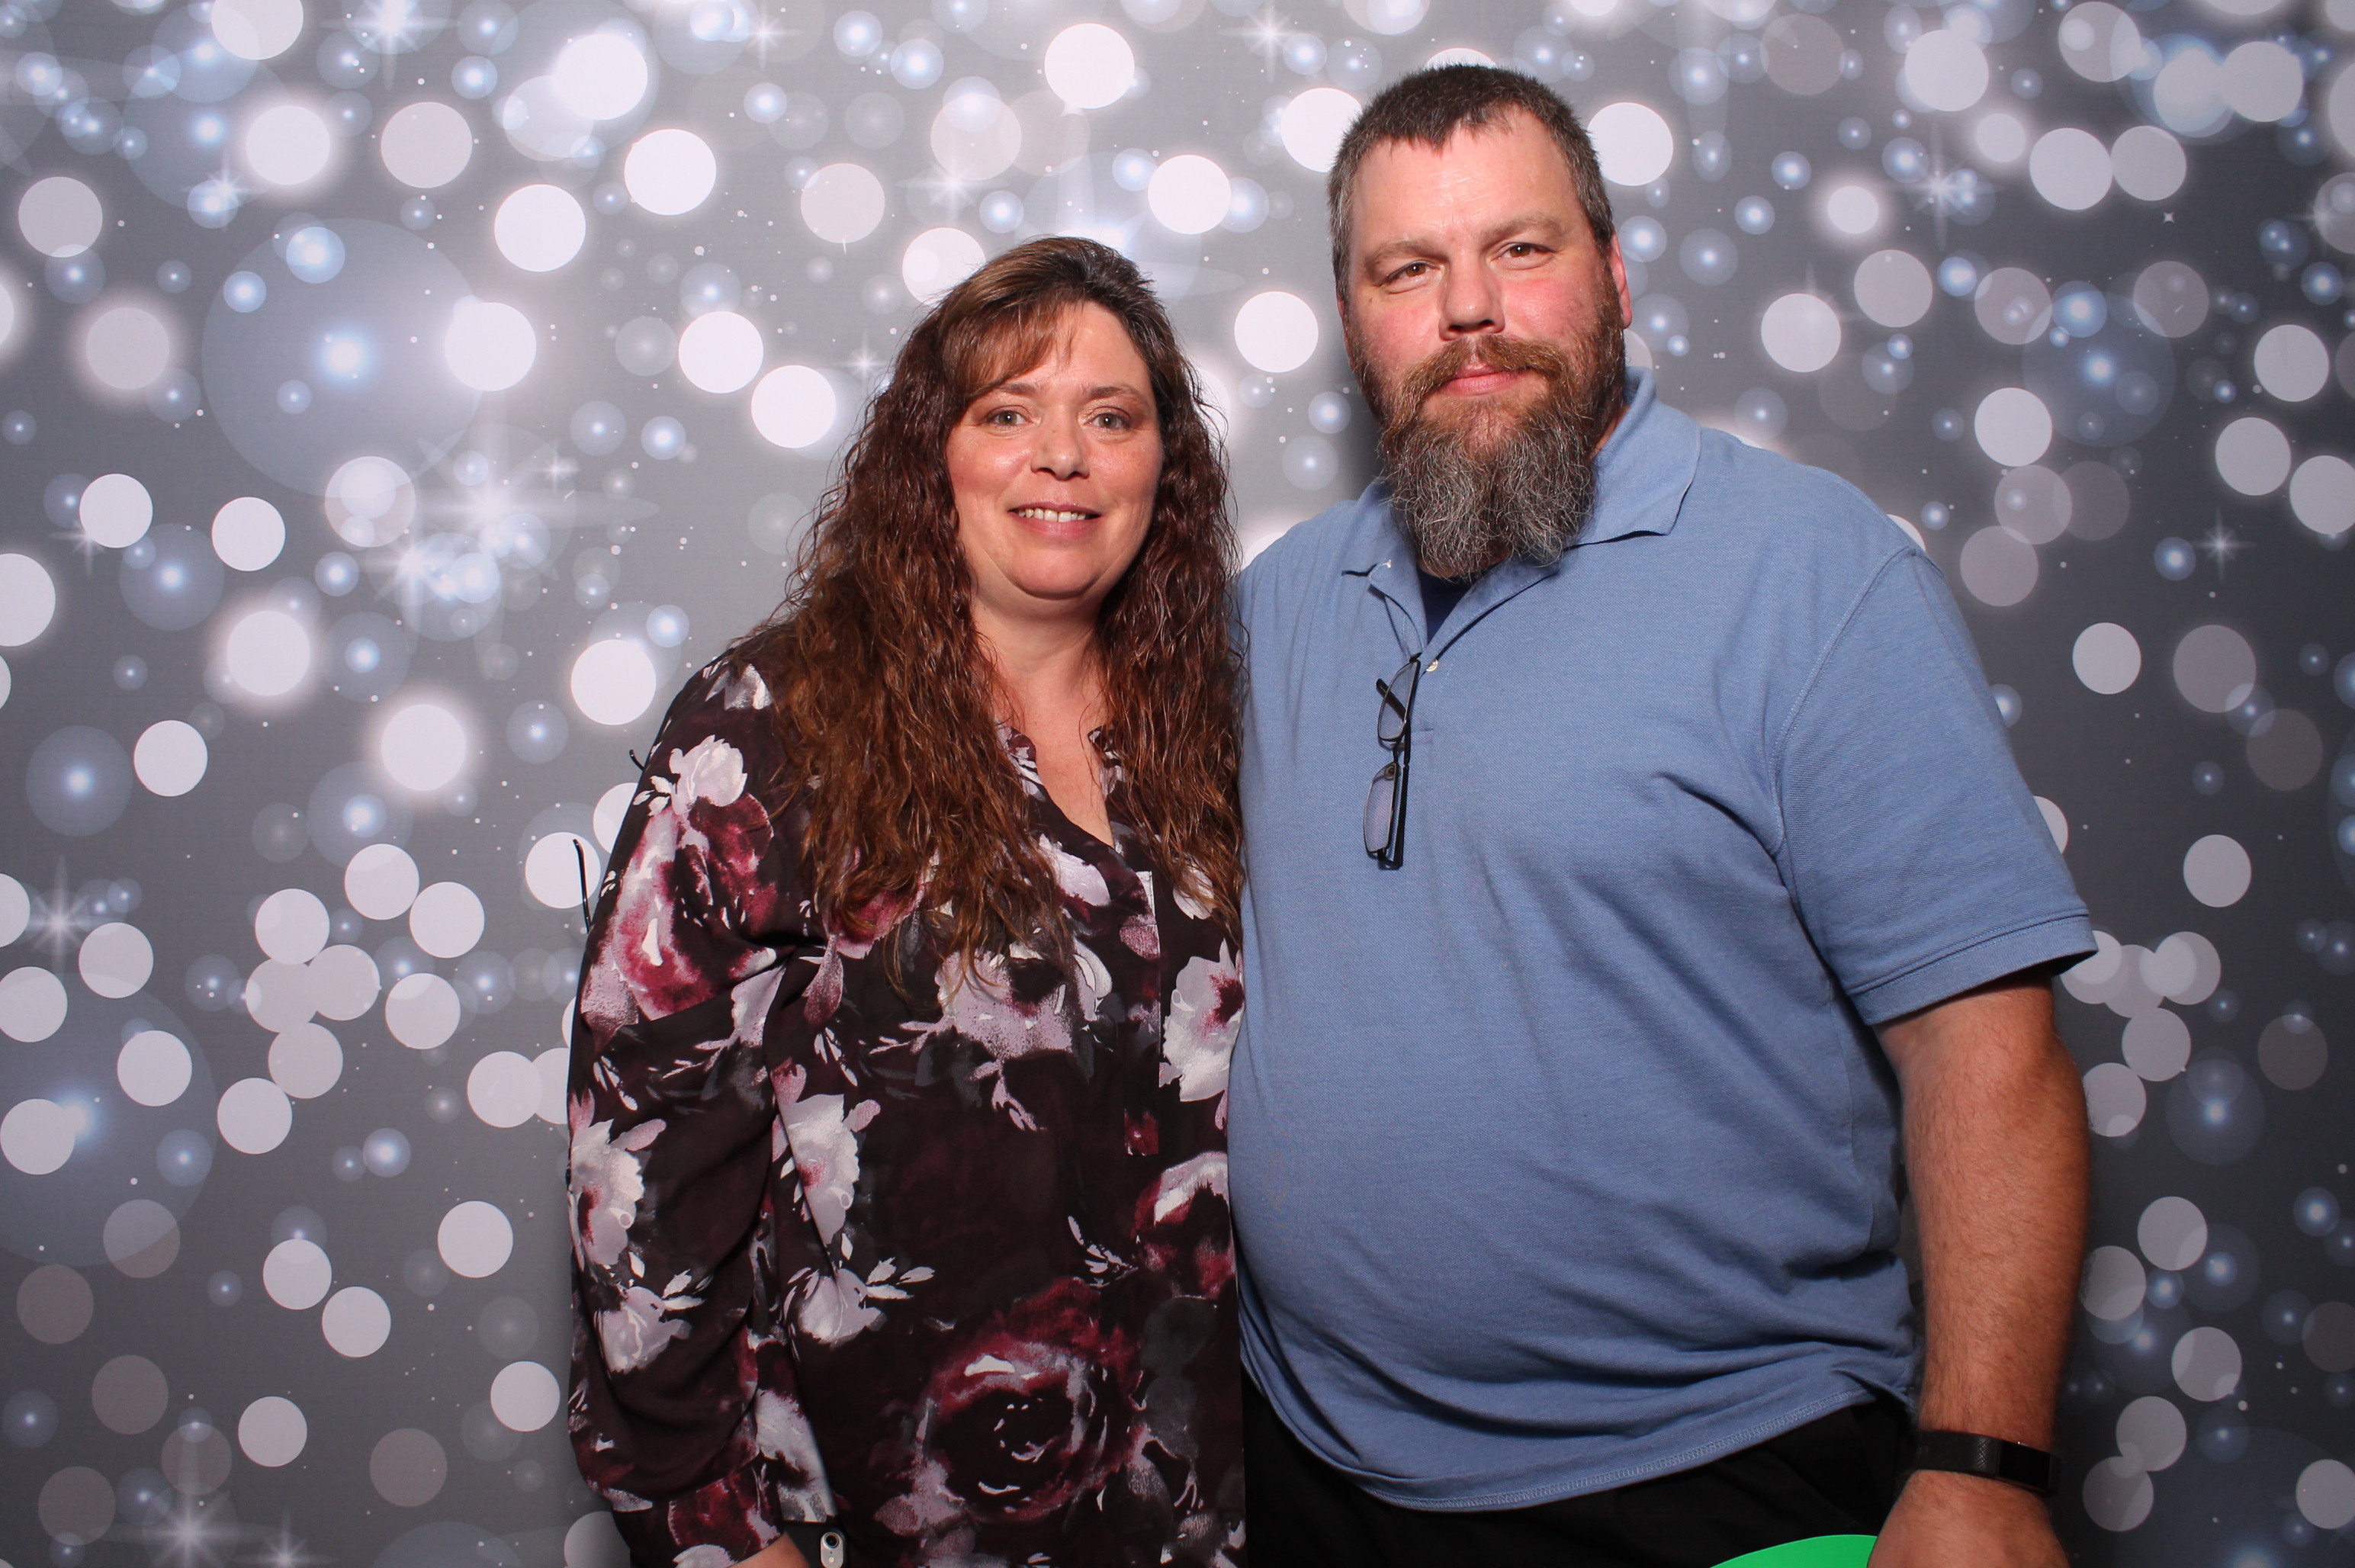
[1230,65,2094,1566]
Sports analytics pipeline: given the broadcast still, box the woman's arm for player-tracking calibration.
[567,662,838,1562]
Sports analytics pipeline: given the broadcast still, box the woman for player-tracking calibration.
[567,236,1246,1568]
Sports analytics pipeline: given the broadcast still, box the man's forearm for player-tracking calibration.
[1880,975,2090,1448]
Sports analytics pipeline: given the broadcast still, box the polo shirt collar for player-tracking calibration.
[1338,368,1700,648]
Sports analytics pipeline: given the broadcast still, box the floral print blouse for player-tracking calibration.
[567,657,1246,1568]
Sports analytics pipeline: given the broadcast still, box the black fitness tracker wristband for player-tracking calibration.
[1910,1429,2057,1496]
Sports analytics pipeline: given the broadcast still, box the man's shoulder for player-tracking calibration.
[1236,490,1383,609]
[1679,425,1920,579]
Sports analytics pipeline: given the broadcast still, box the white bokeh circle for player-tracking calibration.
[751,365,838,449]
[263,1238,332,1309]
[1043,24,1136,109]
[2183,834,2251,908]
[1852,250,1932,327]
[1587,102,1675,187]
[0,556,57,647]
[677,310,765,394]
[381,702,470,792]
[571,638,660,726]
[439,1200,515,1277]
[900,227,986,304]
[78,923,153,999]
[211,0,304,60]
[409,881,485,959]
[323,1286,392,1358]
[0,966,69,1043]
[2072,623,2141,695]
[1233,291,1319,374]
[268,1022,343,1099]
[238,1397,308,1467]
[468,1051,542,1128]
[526,832,601,910]
[625,128,718,217]
[79,474,153,549]
[117,1030,192,1107]
[385,972,461,1050]
[2252,324,2329,403]
[1904,29,1990,112]
[1974,387,2053,466]
[224,609,312,699]
[1147,155,1232,236]
[2289,456,2355,538]
[2,1099,76,1174]
[1759,294,1842,373]
[344,843,422,920]
[553,31,651,121]
[244,103,333,188]
[380,101,474,190]
[2029,127,2112,210]
[211,496,285,571]
[217,1077,294,1155]
[799,163,886,245]
[83,307,172,393]
[490,1361,563,1431]
[18,176,102,259]
[493,185,588,273]
[444,299,538,392]
[2214,416,2292,495]
[1278,88,1361,175]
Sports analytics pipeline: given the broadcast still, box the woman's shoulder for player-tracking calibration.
[644,647,801,805]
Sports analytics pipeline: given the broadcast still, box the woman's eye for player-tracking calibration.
[984,407,1023,426]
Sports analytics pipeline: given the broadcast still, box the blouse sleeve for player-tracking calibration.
[567,658,837,1565]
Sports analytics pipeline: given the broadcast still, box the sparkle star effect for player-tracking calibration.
[2198,519,2247,576]
[244,1517,327,1568]
[147,1492,242,1568]
[1219,4,1294,74]
[27,861,100,969]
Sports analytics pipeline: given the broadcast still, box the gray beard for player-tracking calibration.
[1354,318,1626,582]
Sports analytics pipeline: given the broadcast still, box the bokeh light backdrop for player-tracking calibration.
[0,0,2352,1557]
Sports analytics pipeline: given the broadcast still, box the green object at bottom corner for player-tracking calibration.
[1712,1534,1876,1568]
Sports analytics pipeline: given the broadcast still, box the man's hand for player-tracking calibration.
[1870,1470,2064,1568]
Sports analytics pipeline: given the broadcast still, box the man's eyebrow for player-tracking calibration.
[1358,213,1574,274]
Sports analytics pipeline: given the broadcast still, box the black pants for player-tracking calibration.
[1245,1377,1906,1568]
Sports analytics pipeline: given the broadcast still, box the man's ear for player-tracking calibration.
[1606,236,1633,330]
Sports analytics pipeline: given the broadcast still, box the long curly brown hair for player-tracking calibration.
[736,236,1240,967]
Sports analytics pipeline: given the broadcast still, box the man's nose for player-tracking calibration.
[1439,261,1504,339]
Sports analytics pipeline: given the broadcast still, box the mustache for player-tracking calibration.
[1386,336,1573,430]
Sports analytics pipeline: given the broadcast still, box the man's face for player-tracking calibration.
[1340,111,1636,578]
[1342,110,1631,439]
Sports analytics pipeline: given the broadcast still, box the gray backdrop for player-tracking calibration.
[2,0,2352,1559]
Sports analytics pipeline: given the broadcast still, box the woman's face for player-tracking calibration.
[945,303,1164,635]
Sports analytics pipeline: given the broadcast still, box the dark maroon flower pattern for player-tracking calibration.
[568,658,1244,1568]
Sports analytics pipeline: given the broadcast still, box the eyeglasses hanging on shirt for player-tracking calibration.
[1364,651,1424,869]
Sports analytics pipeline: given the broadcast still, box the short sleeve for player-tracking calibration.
[1772,551,2095,1026]
[567,659,837,1563]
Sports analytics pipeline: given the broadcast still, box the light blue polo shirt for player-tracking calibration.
[1230,369,2093,1510]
